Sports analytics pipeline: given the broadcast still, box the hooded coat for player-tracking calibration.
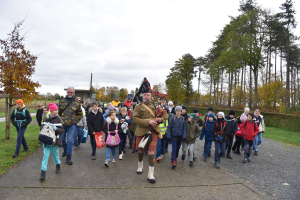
[103,117,122,148]
[87,108,104,135]
[240,120,259,141]
[185,120,202,144]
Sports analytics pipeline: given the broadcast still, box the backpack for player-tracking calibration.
[39,123,62,146]
[215,121,227,136]
[14,108,27,129]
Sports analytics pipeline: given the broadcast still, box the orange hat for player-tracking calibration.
[16,99,24,106]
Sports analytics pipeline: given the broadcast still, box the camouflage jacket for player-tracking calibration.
[58,98,83,126]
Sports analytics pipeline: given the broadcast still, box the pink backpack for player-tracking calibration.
[106,122,121,146]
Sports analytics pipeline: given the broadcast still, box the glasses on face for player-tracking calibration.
[67,92,73,94]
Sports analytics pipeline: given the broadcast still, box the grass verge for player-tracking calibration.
[0,109,37,118]
[264,126,300,146]
[0,117,41,175]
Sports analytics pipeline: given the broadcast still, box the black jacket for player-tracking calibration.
[36,108,43,126]
[225,115,238,137]
[211,118,229,142]
[103,117,122,148]
[41,114,64,146]
[10,107,32,129]
[87,110,104,135]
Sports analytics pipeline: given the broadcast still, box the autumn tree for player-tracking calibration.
[0,20,40,139]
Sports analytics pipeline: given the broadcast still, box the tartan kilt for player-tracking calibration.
[132,130,158,152]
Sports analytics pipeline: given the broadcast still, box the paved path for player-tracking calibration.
[0,113,36,122]
[0,138,266,200]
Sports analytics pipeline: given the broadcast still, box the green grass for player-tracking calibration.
[264,126,300,146]
[0,116,41,175]
[0,109,37,118]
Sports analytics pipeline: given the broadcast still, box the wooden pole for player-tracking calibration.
[5,97,9,139]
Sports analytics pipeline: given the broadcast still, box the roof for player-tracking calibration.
[63,89,97,94]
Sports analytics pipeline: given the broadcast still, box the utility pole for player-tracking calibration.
[90,73,93,100]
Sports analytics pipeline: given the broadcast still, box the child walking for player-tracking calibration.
[211,112,229,169]
[118,107,132,160]
[167,106,186,169]
[253,109,265,156]
[225,110,237,159]
[10,99,32,158]
[232,117,243,155]
[181,113,201,168]
[240,112,259,163]
[39,103,63,181]
[200,113,216,162]
[87,102,104,160]
[103,111,122,167]
[36,102,44,127]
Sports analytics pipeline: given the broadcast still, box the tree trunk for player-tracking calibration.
[266,53,268,84]
[249,65,252,110]
[228,71,233,107]
[6,98,13,140]
[254,67,258,109]
[269,34,272,83]
[286,33,290,107]
[275,49,277,82]
[280,50,283,82]
[240,65,243,105]
[209,76,212,105]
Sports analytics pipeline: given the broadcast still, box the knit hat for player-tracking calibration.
[216,112,225,119]
[118,103,122,107]
[109,103,114,110]
[193,108,199,113]
[189,113,197,120]
[168,101,173,105]
[182,105,187,110]
[229,110,235,116]
[175,106,182,112]
[208,107,214,112]
[244,107,250,112]
[247,112,255,119]
[16,99,24,106]
[208,113,215,119]
[48,103,58,112]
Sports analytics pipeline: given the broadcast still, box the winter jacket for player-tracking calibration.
[235,123,244,137]
[185,120,201,144]
[129,115,137,132]
[87,109,104,136]
[36,108,43,126]
[181,113,188,121]
[58,96,83,126]
[103,117,122,148]
[196,117,204,128]
[124,100,132,108]
[204,113,216,122]
[253,115,265,133]
[200,120,215,141]
[225,115,238,137]
[118,114,132,134]
[10,106,32,129]
[111,100,121,107]
[167,115,186,139]
[41,114,64,146]
[211,118,229,142]
[76,106,87,127]
[240,120,259,141]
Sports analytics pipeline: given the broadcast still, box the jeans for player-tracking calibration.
[90,134,96,156]
[156,137,167,158]
[253,132,263,151]
[61,125,76,155]
[244,139,253,159]
[119,133,127,154]
[130,132,135,147]
[74,126,84,147]
[171,136,182,162]
[41,145,61,171]
[226,136,234,155]
[232,135,243,153]
[204,140,213,157]
[15,128,28,154]
[182,142,194,161]
[163,136,169,152]
[106,147,116,162]
[214,141,226,162]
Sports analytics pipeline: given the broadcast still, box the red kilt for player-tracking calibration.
[132,130,158,152]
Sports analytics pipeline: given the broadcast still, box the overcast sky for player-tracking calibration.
[1,0,299,96]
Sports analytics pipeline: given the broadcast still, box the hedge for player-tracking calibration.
[186,107,300,132]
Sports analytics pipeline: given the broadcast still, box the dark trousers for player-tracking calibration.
[171,136,182,162]
[15,128,28,154]
[232,136,243,153]
[214,141,226,162]
[90,134,96,156]
[130,132,135,147]
[204,140,213,157]
[163,136,169,152]
[244,139,253,159]
[226,136,234,155]
[119,133,127,154]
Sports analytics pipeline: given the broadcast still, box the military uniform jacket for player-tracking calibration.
[133,101,168,137]
[59,98,83,127]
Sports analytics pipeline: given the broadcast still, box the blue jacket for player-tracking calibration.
[167,116,186,139]
[225,115,238,136]
[118,114,132,134]
[103,107,112,122]
[200,120,215,141]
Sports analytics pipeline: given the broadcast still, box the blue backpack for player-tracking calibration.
[14,108,27,129]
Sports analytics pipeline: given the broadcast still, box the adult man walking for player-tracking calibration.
[133,87,168,183]
[59,86,83,165]
[111,95,121,107]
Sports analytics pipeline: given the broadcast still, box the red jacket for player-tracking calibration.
[124,100,132,108]
[235,123,244,137]
[240,120,259,141]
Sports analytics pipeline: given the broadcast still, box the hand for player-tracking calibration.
[92,132,95,135]
[149,120,157,127]
[155,118,162,123]
[200,137,203,140]
[45,122,50,125]
[121,119,125,123]
[182,138,187,142]
[167,138,171,143]
[52,124,57,131]
[115,130,118,134]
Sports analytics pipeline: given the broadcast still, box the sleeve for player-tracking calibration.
[195,124,201,138]
[36,110,41,126]
[10,110,17,127]
[211,121,217,136]
[261,118,265,133]
[200,124,205,140]
[167,117,172,139]
[223,122,229,137]
[254,123,259,136]
[58,100,63,116]
[133,104,151,128]
[82,116,87,127]
[161,111,168,123]
[55,117,64,135]
[240,121,246,134]
[182,119,187,139]
[117,123,122,135]
[125,117,132,126]
[198,118,204,127]
[103,122,108,134]
[233,121,238,134]
[100,115,104,132]
[25,109,32,126]
[87,114,95,133]
[75,103,83,123]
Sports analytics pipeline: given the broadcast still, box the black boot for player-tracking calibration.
[55,164,60,174]
[66,154,73,165]
[62,149,67,157]
[39,170,46,181]
[226,154,233,159]
[203,147,206,156]
[208,151,211,157]
[12,153,19,158]
[181,155,185,161]
[193,152,196,161]
[190,161,194,168]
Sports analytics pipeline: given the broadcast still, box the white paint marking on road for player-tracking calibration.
[283,183,289,186]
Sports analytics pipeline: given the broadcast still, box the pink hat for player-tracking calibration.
[109,103,114,110]
[48,103,58,112]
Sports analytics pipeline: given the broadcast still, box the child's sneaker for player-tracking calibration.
[104,161,109,167]
[157,157,162,162]
[203,157,207,162]
[92,154,96,160]
[112,158,116,163]
[247,157,251,162]
[254,151,258,156]
[181,155,185,161]
[243,159,247,163]
[172,161,177,169]
[218,157,221,164]
[119,154,123,160]
[214,162,219,169]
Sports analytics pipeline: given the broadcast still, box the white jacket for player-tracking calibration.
[254,115,265,133]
